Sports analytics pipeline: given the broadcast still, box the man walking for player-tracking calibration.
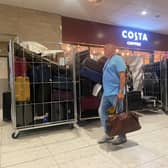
[98,44,127,145]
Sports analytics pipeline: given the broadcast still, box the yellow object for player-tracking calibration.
[107,106,115,115]
[15,76,30,102]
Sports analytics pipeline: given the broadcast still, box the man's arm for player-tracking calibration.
[118,71,126,100]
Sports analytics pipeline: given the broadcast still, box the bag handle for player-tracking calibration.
[125,82,128,113]
[114,83,128,113]
[114,97,128,113]
[114,68,128,113]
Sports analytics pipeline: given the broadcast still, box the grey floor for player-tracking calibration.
[0,109,168,168]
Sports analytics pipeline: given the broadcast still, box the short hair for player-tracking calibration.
[104,43,117,50]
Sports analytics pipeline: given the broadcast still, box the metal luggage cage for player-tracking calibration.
[9,40,78,138]
[73,42,167,122]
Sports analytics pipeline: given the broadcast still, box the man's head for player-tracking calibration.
[104,43,117,58]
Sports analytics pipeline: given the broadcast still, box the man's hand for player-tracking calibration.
[117,93,124,100]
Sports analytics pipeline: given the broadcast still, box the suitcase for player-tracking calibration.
[16,103,33,127]
[63,102,74,120]
[34,103,51,121]
[15,56,27,76]
[76,50,90,77]
[51,103,65,121]
[97,56,107,69]
[80,109,98,118]
[2,92,11,121]
[33,84,51,103]
[127,91,143,110]
[80,78,95,96]
[35,63,51,83]
[80,67,102,83]
[33,84,51,116]
[80,96,100,110]
[15,76,30,102]
[51,64,72,77]
[81,58,103,73]
[127,91,141,102]
[51,90,73,101]
[52,75,73,90]
[143,72,160,98]
[29,63,51,83]
[76,50,90,63]
[24,104,33,126]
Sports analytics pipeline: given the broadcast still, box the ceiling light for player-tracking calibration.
[87,0,103,4]
[116,49,119,53]
[141,10,147,15]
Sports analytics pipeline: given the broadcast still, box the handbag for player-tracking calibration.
[106,100,141,137]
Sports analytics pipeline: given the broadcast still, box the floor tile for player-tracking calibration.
[99,144,161,168]
[53,145,101,164]
[1,125,44,154]
[1,146,51,167]
[1,137,44,153]
[0,110,168,168]
[46,136,95,155]
[137,156,168,168]
[58,153,124,168]
[39,128,82,145]
[1,156,58,168]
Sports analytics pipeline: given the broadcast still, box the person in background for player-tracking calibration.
[98,44,127,145]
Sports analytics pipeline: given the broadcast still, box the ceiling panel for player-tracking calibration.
[0,0,168,34]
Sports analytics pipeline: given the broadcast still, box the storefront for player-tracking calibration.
[62,17,168,120]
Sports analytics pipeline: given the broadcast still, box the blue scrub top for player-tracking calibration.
[103,54,126,96]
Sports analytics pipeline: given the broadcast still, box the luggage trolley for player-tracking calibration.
[9,40,78,138]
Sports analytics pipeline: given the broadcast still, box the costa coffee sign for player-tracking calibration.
[121,30,148,47]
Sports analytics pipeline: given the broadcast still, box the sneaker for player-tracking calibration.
[98,135,114,144]
[112,135,127,145]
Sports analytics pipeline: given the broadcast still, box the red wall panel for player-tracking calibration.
[62,17,168,51]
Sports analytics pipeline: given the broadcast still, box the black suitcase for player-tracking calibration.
[52,76,73,90]
[51,103,65,121]
[97,56,107,69]
[75,50,90,77]
[3,92,11,121]
[34,103,51,119]
[63,102,74,120]
[127,91,142,110]
[51,64,72,77]
[80,78,94,96]
[16,103,33,127]
[76,50,90,63]
[80,66,102,83]
[81,58,102,73]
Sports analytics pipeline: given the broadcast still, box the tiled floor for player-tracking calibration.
[0,109,168,168]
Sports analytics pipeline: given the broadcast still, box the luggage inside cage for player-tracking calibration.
[80,66,102,83]
[15,76,30,102]
[15,56,27,76]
